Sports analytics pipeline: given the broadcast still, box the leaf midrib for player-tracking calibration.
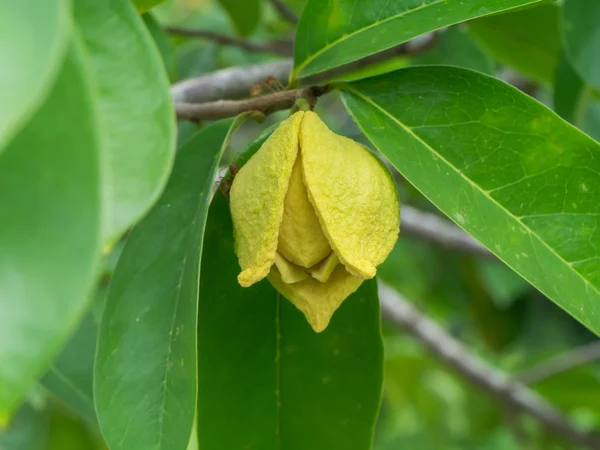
[342,85,600,299]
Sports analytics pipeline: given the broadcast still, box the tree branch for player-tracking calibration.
[516,341,600,385]
[401,205,492,258]
[268,0,298,24]
[171,60,293,104]
[378,283,600,450]
[165,27,293,56]
[175,86,327,122]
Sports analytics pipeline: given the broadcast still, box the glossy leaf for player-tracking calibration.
[292,0,543,80]
[0,40,102,420]
[413,27,494,75]
[562,0,600,91]
[217,0,261,36]
[74,0,176,242]
[468,3,561,82]
[197,193,383,450]
[0,0,70,153]
[41,313,98,424]
[95,120,234,450]
[340,66,600,335]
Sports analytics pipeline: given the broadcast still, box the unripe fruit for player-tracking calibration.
[230,111,399,332]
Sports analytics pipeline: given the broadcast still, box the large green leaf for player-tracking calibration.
[41,313,98,424]
[562,0,600,91]
[0,40,102,420]
[217,0,261,36]
[468,3,561,82]
[0,0,69,153]
[94,120,234,450]
[74,0,176,242]
[197,193,383,450]
[292,0,543,80]
[340,66,600,335]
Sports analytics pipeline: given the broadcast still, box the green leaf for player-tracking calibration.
[412,27,494,75]
[41,313,98,424]
[142,13,175,81]
[133,0,168,13]
[468,3,561,82]
[554,53,600,142]
[0,39,102,420]
[292,0,543,80]
[74,0,176,242]
[340,66,600,336]
[0,404,47,450]
[197,193,383,450]
[0,0,69,153]
[217,0,261,36]
[562,0,600,91]
[94,120,235,450]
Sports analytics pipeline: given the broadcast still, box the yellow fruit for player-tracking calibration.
[230,111,399,332]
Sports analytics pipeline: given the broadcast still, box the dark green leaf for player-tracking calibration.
[74,0,176,242]
[413,27,494,75]
[217,0,261,36]
[562,0,600,91]
[197,193,383,450]
[0,0,69,152]
[340,66,600,335]
[41,313,98,424]
[46,409,102,450]
[554,53,600,142]
[95,120,234,450]
[142,13,176,82]
[468,3,561,82]
[133,0,168,13]
[0,40,102,420]
[292,0,544,80]
[0,404,47,450]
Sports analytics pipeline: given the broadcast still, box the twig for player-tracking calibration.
[165,27,293,56]
[378,283,600,450]
[268,0,298,24]
[516,341,600,385]
[171,60,292,104]
[400,205,493,258]
[175,86,327,122]
[171,32,440,103]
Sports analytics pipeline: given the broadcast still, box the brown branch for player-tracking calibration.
[165,27,293,56]
[378,283,600,450]
[268,0,298,24]
[175,86,327,122]
[516,341,600,385]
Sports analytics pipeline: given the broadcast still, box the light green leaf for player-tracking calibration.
[74,0,176,242]
[468,3,561,82]
[41,313,98,424]
[413,27,494,75]
[340,66,600,335]
[217,0,261,36]
[0,39,102,420]
[0,0,70,153]
[95,120,235,450]
[197,190,383,450]
[562,0,600,91]
[292,0,543,81]
[133,0,168,14]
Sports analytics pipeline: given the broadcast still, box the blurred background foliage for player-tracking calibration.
[2,1,599,449]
